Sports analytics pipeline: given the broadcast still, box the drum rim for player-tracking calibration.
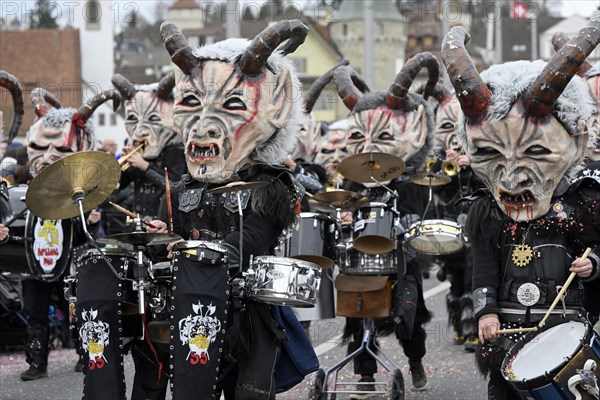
[248,291,316,307]
[173,240,229,253]
[298,212,333,220]
[500,314,593,388]
[252,255,321,270]
[407,219,463,229]
[80,247,134,259]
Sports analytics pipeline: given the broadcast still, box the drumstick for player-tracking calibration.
[164,167,174,235]
[496,327,537,335]
[109,202,158,230]
[538,247,592,328]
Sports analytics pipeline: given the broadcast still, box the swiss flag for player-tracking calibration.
[512,2,528,19]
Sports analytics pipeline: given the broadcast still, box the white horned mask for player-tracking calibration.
[112,72,179,160]
[441,13,599,221]
[160,19,307,183]
[332,53,437,170]
[25,88,120,177]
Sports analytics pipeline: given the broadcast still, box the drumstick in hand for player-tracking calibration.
[109,202,158,230]
[164,167,174,235]
[538,247,592,328]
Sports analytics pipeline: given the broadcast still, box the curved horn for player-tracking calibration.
[524,11,600,118]
[386,51,440,110]
[441,27,491,122]
[0,71,25,145]
[31,88,62,118]
[160,21,199,75]
[417,82,452,103]
[551,32,593,77]
[77,89,121,121]
[155,71,175,101]
[304,59,350,114]
[111,73,137,100]
[333,66,371,111]
[238,19,309,77]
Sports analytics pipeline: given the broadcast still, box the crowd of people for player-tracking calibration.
[1,11,599,400]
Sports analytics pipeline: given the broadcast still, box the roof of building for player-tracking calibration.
[169,0,200,10]
[333,0,403,22]
[541,15,591,35]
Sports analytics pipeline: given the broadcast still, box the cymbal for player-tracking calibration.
[312,190,368,209]
[206,181,268,194]
[26,152,120,220]
[409,172,452,186]
[338,152,405,183]
[98,232,182,246]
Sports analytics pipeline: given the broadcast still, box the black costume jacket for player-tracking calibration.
[119,141,186,220]
[470,169,600,324]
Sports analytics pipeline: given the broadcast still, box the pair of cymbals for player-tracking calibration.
[337,152,406,183]
[311,190,368,210]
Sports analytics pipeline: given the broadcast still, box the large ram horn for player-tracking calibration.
[304,59,350,114]
[0,71,25,145]
[31,88,62,118]
[160,21,199,75]
[417,82,452,103]
[238,19,309,77]
[155,71,175,101]
[523,11,600,118]
[441,27,491,122]
[333,66,371,111]
[77,89,121,121]
[551,32,593,78]
[111,73,137,100]
[386,52,439,110]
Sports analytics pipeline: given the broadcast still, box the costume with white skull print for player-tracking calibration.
[155,19,313,400]
[443,16,600,400]
[111,72,186,221]
[332,54,437,390]
[16,88,112,384]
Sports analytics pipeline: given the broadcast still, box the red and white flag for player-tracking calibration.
[512,2,528,19]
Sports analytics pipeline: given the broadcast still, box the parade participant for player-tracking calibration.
[144,19,310,400]
[425,84,484,352]
[314,118,349,190]
[442,13,600,399]
[111,72,186,222]
[9,87,120,380]
[332,52,438,396]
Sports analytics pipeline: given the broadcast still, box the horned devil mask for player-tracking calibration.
[442,12,599,221]
[333,52,437,168]
[26,88,120,177]
[160,19,307,183]
[0,71,25,147]
[112,72,178,160]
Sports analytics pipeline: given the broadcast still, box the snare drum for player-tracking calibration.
[404,219,464,255]
[279,213,335,269]
[341,247,398,275]
[173,241,230,265]
[246,256,320,308]
[352,203,398,255]
[501,315,600,400]
[77,247,138,315]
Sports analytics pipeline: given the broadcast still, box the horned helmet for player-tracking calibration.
[442,12,599,221]
[160,19,307,183]
[111,72,179,159]
[0,71,25,152]
[26,88,120,176]
[333,52,438,170]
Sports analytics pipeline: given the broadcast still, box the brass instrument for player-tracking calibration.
[425,158,438,173]
[441,159,459,177]
[118,143,144,171]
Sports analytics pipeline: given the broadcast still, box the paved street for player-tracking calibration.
[0,276,488,400]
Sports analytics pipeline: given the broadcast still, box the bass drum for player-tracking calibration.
[24,211,73,282]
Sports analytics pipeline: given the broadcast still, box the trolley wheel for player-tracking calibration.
[386,368,405,400]
[308,369,326,400]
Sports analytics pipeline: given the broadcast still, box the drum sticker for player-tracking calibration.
[178,301,222,366]
[354,219,366,232]
[79,308,110,370]
[32,218,64,273]
[516,283,541,307]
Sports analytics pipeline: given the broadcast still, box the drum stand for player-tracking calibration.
[311,318,404,399]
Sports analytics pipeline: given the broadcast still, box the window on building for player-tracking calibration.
[343,24,348,37]
[408,37,417,48]
[110,113,117,126]
[313,91,335,110]
[290,58,307,73]
[376,22,384,36]
[85,0,101,31]
[98,113,105,126]
[423,36,433,48]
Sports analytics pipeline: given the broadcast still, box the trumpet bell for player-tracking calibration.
[442,160,458,177]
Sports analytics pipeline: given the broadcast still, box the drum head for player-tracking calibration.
[291,255,333,269]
